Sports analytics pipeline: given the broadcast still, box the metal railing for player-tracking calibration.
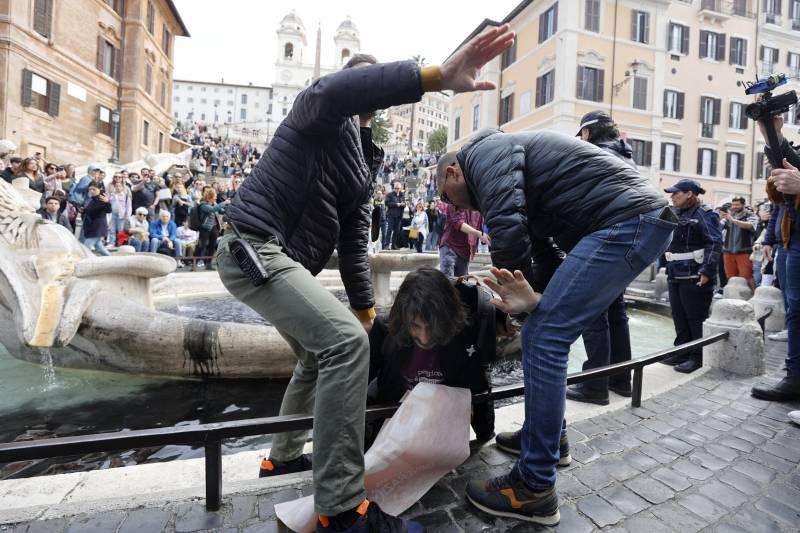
[0,333,730,511]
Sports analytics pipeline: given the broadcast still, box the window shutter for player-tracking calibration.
[729,103,735,128]
[699,31,708,58]
[710,150,717,176]
[21,69,33,107]
[539,12,545,43]
[48,80,60,116]
[597,69,605,102]
[713,98,721,125]
[775,0,782,14]
[700,96,706,123]
[666,23,673,50]
[113,45,122,82]
[681,26,689,54]
[675,145,681,172]
[660,142,667,170]
[740,107,748,129]
[553,3,558,33]
[644,141,652,167]
[96,105,102,133]
[677,92,685,119]
[663,91,668,117]
[643,13,650,44]
[774,49,780,65]
[536,76,542,107]
[716,34,726,61]
[630,11,638,40]
[729,40,735,64]
[759,45,765,61]
[117,0,126,16]
[43,0,53,37]
[697,149,703,175]
[576,66,584,99]
[726,152,733,178]
[737,154,745,179]
[97,36,105,71]
[757,153,765,179]
[741,40,747,66]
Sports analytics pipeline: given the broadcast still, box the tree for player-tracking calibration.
[427,127,448,155]
[370,111,390,146]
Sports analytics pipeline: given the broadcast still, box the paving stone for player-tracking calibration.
[590,414,626,432]
[602,457,640,482]
[752,449,795,472]
[552,503,594,533]
[754,496,800,526]
[118,509,171,533]
[704,443,739,462]
[628,425,660,444]
[716,435,755,453]
[670,430,706,447]
[641,419,674,436]
[586,435,624,455]
[480,446,513,466]
[650,501,708,533]
[650,467,691,491]
[656,413,688,428]
[701,417,734,432]
[573,462,615,491]
[675,493,727,522]
[242,521,280,533]
[717,406,751,420]
[750,415,785,432]
[575,494,624,527]
[572,419,604,438]
[21,519,68,533]
[226,495,257,527]
[790,473,800,490]
[409,510,458,532]
[65,512,126,533]
[566,426,588,444]
[656,435,696,455]
[599,484,650,515]
[765,482,800,512]
[629,407,657,419]
[739,422,776,439]
[618,513,674,533]
[449,504,501,532]
[620,450,659,472]
[727,506,786,533]
[697,480,748,508]
[258,488,298,520]
[613,411,642,426]
[670,409,701,423]
[175,503,224,532]
[733,459,778,484]
[689,450,728,471]
[638,443,679,464]
[718,469,765,496]
[555,472,591,500]
[569,442,600,464]
[613,430,646,450]
[624,476,674,504]
[715,523,752,533]
[690,423,723,440]
[640,400,670,414]
[761,442,800,463]
[419,484,457,509]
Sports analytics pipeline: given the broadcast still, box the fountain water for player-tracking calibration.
[38,348,56,390]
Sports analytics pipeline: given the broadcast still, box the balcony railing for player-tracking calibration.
[701,123,715,138]
[699,0,756,18]
[793,18,800,31]
[763,12,782,25]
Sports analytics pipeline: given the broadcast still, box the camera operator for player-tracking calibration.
[752,113,800,402]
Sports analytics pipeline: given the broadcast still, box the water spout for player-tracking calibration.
[39,348,56,389]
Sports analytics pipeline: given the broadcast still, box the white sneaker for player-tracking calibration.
[768,330,789,342]
[196,260,205,269]
[790,411,800,426]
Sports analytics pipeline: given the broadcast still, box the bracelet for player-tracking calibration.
[355,307,377,322]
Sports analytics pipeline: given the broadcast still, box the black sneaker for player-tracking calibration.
[259,454,312,478]
[674,359,702,374]
[566,383,609,405]
[660,355,688,366]
[494,430,571,466]
[465,470,560,526]
[316,499,425,532]
[751,376,800,402]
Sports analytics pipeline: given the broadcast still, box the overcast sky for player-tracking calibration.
[172,0,521,86]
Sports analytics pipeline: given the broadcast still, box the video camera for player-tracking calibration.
[742,73,797,121]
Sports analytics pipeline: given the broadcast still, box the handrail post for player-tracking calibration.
[205,440,222,511]
[631,366,643,408]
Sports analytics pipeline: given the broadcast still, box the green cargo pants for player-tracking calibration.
[216,232,369,515]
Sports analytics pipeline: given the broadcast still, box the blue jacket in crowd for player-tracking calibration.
[149,219,178,241]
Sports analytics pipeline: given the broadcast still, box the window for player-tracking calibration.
[697,148,717,177]
[472,104,480,131]
[501,39,517,69]
[733,0,749,16]
[726,152,745,180]
[788,52,800,77]
[632,76,648,110]
[535,70,555,107]
[145,63,152,94]
[200,98,207,104]
[146,1,155,34]
[785,108,798,125]
[158,132,165,153]
[200,87,206,92]
[97,38,120,80]
[764,0,782,23]
[629,139,652,167]
[174,96,180,102]
[499,94,514,124]
[700,96,721,137]
[663,90,685,119]
[454,116,461,139]
[585,0,600,32]
[576,66,604,102]
[661,143,681,172]
[631,11,650,44]
[668,23,689,54]
[162,25,171,56]
[538,4,558,43]
[187,97,193,103]
[282,107,288,116]
[792,0,800,29]
[241,94,248,105]
[187,85,193,91]
[21,69,59,116]
[729,102,747,129]
[95,105,113,137]
[760,46,779,75]
[240,108,247,121]
[700,31,725,61]
[284,43,294,60]
[142,120,150,146]
[200,113,205,121]
[105,0,123,15]
[160,81,167,108]
[33,0,53,38]
[227,100,233,106]
[757,153,768,180]
[520,90,532,115]
[730,38,747,67]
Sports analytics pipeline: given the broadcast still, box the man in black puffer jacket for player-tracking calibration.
[437,129,676,526]
[216,25,515,533]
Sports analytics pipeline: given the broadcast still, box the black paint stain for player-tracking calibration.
[182,319,222,377]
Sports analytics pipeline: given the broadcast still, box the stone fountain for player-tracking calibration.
[0,177,438,379]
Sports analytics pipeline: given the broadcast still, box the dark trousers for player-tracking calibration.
[580,293,632,391]
[385,215,402,249]
[196,226,219,266]
[409,234,424,252]
[668,280,714,363]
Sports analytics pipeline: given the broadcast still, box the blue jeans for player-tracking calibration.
[425,229,440,251]
[128,236,147,252]
[775,247,789,312]
[516,209,674,489]
[439,245,469,277]
[83,237,109,256]
[150,237,183,257]
[784,240,800,376]
[108,213,125,245]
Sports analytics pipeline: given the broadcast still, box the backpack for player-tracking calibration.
[453,277,497,365]
[188,205,202,231]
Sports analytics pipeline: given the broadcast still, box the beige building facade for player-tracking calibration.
[448,0,800,207]
[385,91,450,155]
[0,0,189,165]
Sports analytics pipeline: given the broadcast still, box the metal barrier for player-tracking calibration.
[0,332,729,511]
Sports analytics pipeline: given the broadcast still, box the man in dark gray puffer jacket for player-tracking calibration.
[436,129,676,526]
[217,25,515,533]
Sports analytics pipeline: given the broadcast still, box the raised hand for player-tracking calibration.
[770,158,800,195]
[483,266,541,315]
[441,24,515,94]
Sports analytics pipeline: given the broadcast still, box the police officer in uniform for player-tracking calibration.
[661,179,722,373]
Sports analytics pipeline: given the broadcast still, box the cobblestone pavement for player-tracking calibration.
[3,341,799,532]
